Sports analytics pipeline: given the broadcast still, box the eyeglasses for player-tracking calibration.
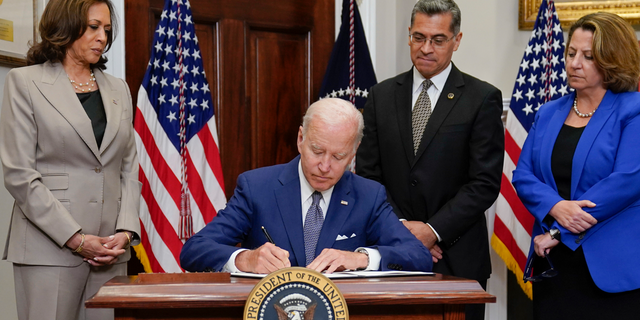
[523,250,558,283]
[409,33,456,48]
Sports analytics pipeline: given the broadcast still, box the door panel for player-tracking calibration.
[249,29,308,168]
[126,0,334,197]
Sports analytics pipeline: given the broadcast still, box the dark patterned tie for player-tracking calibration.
[303,191,324,265]
[412,79,433,154]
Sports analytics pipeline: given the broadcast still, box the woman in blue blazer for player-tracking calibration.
[513,13,640,320]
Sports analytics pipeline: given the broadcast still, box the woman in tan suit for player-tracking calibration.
[0,0,140,319]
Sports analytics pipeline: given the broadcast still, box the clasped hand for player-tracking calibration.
[235,243,368,274]
[535,200,597,257]
[66,232,129,266]
[402,220,442,263]
[549,200,597,233]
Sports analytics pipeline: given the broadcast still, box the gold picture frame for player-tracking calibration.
[0,0,37,67]
[519,0,640,30]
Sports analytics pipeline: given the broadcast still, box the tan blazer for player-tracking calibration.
[1,61,141,266]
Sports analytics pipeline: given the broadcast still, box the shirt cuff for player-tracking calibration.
[356,247,381,271]
[222,248,249,273]
[426,223,442,242]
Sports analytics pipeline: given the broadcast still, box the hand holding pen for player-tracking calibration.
[234,226,290,273]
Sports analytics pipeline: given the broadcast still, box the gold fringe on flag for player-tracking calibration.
[491,234,532,299]
[133,244,154,274]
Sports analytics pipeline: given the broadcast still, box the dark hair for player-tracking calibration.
[567,12,640,92]
[26,0,117,70]
[411,0,461,35]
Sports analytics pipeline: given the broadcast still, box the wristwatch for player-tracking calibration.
[549,228,561,241]
[356,248,370,270]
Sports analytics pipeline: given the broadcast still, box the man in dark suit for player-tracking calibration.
[180,98,432,274]
[356,1,504,319]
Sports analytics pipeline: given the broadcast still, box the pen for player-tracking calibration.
[261,226,275,245]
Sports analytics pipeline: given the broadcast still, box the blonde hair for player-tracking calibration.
[567,12,640,92]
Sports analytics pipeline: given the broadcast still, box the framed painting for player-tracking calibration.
[0,0,37,66]
[519,0,640,30]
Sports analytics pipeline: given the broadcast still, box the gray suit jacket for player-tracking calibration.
[1,61,141,266]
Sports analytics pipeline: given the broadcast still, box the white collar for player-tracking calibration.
[298,159,334,206]
[412,62,452,95]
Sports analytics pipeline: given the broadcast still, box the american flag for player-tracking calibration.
[318,0,377,110]
[491,0,568,298]
[133,0,226,273]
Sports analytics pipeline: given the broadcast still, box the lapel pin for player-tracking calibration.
[113,99,118,105]
[340,200,348,205]
[447,93,454,99]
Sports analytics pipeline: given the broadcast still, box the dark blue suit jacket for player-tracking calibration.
[180,156,432,272]
[513,90,640,293]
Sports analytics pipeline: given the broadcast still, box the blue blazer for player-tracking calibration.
[180,156,432,272]
[513,90,640,293]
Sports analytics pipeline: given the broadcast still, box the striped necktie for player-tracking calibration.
[412,79,433,154]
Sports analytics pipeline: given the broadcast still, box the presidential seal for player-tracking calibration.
[244,267,348,320]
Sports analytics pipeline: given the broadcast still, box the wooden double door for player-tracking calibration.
[125,0,335,197]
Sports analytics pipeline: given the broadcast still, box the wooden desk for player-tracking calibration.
[86,273,495,320]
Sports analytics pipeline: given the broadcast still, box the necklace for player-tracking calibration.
[573,97,597,118]
[68,72,96,92]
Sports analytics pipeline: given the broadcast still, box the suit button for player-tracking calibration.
[579,233,585,240]
[94,167,102,173]
[411,180,418,186]
[387,264,403,271]
[575,239,580,244]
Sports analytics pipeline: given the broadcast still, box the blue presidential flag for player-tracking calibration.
[319,0,377,110]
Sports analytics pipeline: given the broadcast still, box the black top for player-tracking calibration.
[77,90,107,148]
[551,124,586,200]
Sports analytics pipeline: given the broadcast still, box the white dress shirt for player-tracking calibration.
[411,62,452,113]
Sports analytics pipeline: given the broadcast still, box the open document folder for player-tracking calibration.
[231,270,434,279]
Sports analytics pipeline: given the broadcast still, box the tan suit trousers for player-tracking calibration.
[13,262,126,320]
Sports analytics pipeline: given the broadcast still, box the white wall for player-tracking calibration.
[455,3,530,319]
